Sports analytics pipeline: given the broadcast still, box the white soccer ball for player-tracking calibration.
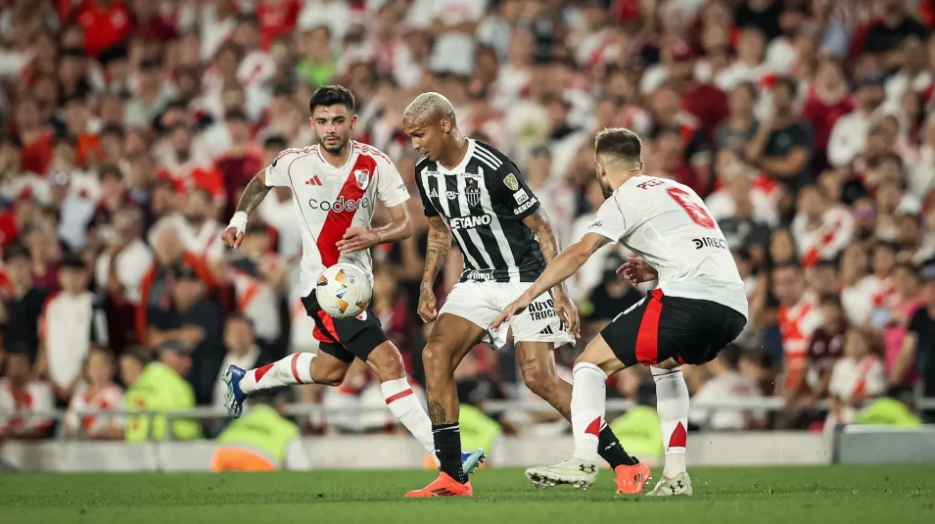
[315,263,373,319]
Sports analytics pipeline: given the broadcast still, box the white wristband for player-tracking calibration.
[228,211,248,234]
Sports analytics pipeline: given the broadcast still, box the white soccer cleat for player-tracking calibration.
[525,459,599,490]
[646,472,693,497]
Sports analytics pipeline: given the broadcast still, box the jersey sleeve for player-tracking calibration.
[265,149,299,187]
[492,161,540,219]
[375,156,410,208]
[585,193,630,242]
[413,161,439,217]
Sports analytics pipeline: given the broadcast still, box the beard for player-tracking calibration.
[320,133,350,155]
[599,177,614,199]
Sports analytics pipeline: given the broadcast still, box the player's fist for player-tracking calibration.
[417,287,438,323]
[553,290,580,339]
[617,255,657,285]
[222,227,244,248]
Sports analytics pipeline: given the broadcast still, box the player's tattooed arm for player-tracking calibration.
[417,216,452,322]
[523,209,580,338]
[235,169,273,215]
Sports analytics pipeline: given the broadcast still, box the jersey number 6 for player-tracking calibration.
[667,187,716,229]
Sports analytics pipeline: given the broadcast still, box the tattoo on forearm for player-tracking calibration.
[427,400,448,424]
[527,210,567,293]
[236,176,272,215]
[421,227,451,290]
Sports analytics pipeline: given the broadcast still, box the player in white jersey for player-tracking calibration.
[494,128,748,496]
[219,86,483,474]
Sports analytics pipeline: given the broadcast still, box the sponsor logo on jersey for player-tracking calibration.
[513,198,537,215]
[512,188,529,205]
[354,169,370,190]
[428,188,439,199]
[308,196,372,212]
[305,175,323,186]
[465,178,481,207]
[692,237,728,250]
[590,221,603,228]
[503,173,520,191]
[446,191,458,200]
[449,215,491,229]
[527,298,556,322]
[463,269,494,281]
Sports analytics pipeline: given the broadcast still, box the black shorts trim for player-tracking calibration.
[301,293,387,362]
[600,289,746,367]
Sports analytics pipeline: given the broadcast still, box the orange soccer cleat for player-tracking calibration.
[405,472,474,498]
[614,462,652,495]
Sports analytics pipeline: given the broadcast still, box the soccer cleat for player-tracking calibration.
[524,459,599,490]
[614,462,652,495]
[222,365,247,418]
[405,472,473,498]
[461,449,486,475]
[646,472,693,497]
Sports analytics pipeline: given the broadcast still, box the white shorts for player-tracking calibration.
[439,281,575,350]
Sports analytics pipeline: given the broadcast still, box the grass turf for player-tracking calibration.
[2,465,934,524]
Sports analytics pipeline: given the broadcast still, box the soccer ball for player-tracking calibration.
[315,263,373,319]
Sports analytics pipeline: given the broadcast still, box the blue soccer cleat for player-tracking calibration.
[222,365,247,418]
[461,449,486,475]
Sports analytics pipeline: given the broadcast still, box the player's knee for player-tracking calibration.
[522,369,558,398]
[366,344,406,381]
[421,343,454,378]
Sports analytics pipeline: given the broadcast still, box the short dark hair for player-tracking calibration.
[594,127,642,164]
[3,242,29,263]
[773,75,797,97]
[98,164,123,182]
[264,134,288,150]
[309,85,355,114]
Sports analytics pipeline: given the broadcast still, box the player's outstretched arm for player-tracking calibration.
[417,216,452,323]
[523,208,579,337]
[491,233,609,330]
[337,203,412,253]
[223,169,272,248]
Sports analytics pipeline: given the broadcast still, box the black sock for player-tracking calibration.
[598,422,639,467]
[432,423,467,484]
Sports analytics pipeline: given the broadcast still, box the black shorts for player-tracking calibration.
[601,289,746,367]
[301,293,386,364]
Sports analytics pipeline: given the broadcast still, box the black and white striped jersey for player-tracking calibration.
[414,139,545,283]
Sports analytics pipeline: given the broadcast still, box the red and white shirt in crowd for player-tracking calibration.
[64,382,125,437]
[828,354,885,425]
[841,274,896,327]
[779,290,823,358]
[263,141,410,298]
[792,205,855,268]
[95,238,153,304]
[0,379,53,435]
[148,214,226,264]
[229,252,283,342]
[40,291,106,390]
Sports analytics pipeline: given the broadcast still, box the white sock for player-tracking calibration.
[571,362,606,464]
[381,377,436,456]
[239,353,316,394]
[652,366,689,477]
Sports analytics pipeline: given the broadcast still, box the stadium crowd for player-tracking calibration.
[0,0,934,444]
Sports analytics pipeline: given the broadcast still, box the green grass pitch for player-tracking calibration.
[2,465,934,524]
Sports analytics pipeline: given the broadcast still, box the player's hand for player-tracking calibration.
[417,286,438,323]
[222,226,244,249]
[336,227,380,253]
[617,255,658,285]
[491,294,533,332]
[553,289,580,339]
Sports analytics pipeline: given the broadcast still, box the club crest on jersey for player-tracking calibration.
[354,169,370,190]
[503,173,520,191]
[465,178,481,207]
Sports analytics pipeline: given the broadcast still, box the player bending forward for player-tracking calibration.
[221,85,483,474]
[402,93,649,498]
[494,128,748,496]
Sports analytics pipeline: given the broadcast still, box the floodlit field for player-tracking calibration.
[2,465,934,524]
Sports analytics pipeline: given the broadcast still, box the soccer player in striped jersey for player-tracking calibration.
[401,93,648,498]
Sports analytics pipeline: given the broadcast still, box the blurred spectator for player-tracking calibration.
[828,76,887,169]
[791,184,855,267]
[0,351,53,439]
[689,345,765,430]
[148,188,225,265]
[372,263,417,376]
[827,327,885,430]
[773,263,822,393]
[746,76,814,192]
[2,243,48,363]
[124,340,201,442]
[146,264,222,404]
[226,222,286,348]
[35,255,106,405]
[64,346,124,439]
[580,252,644,335]
[212,314,272,410]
